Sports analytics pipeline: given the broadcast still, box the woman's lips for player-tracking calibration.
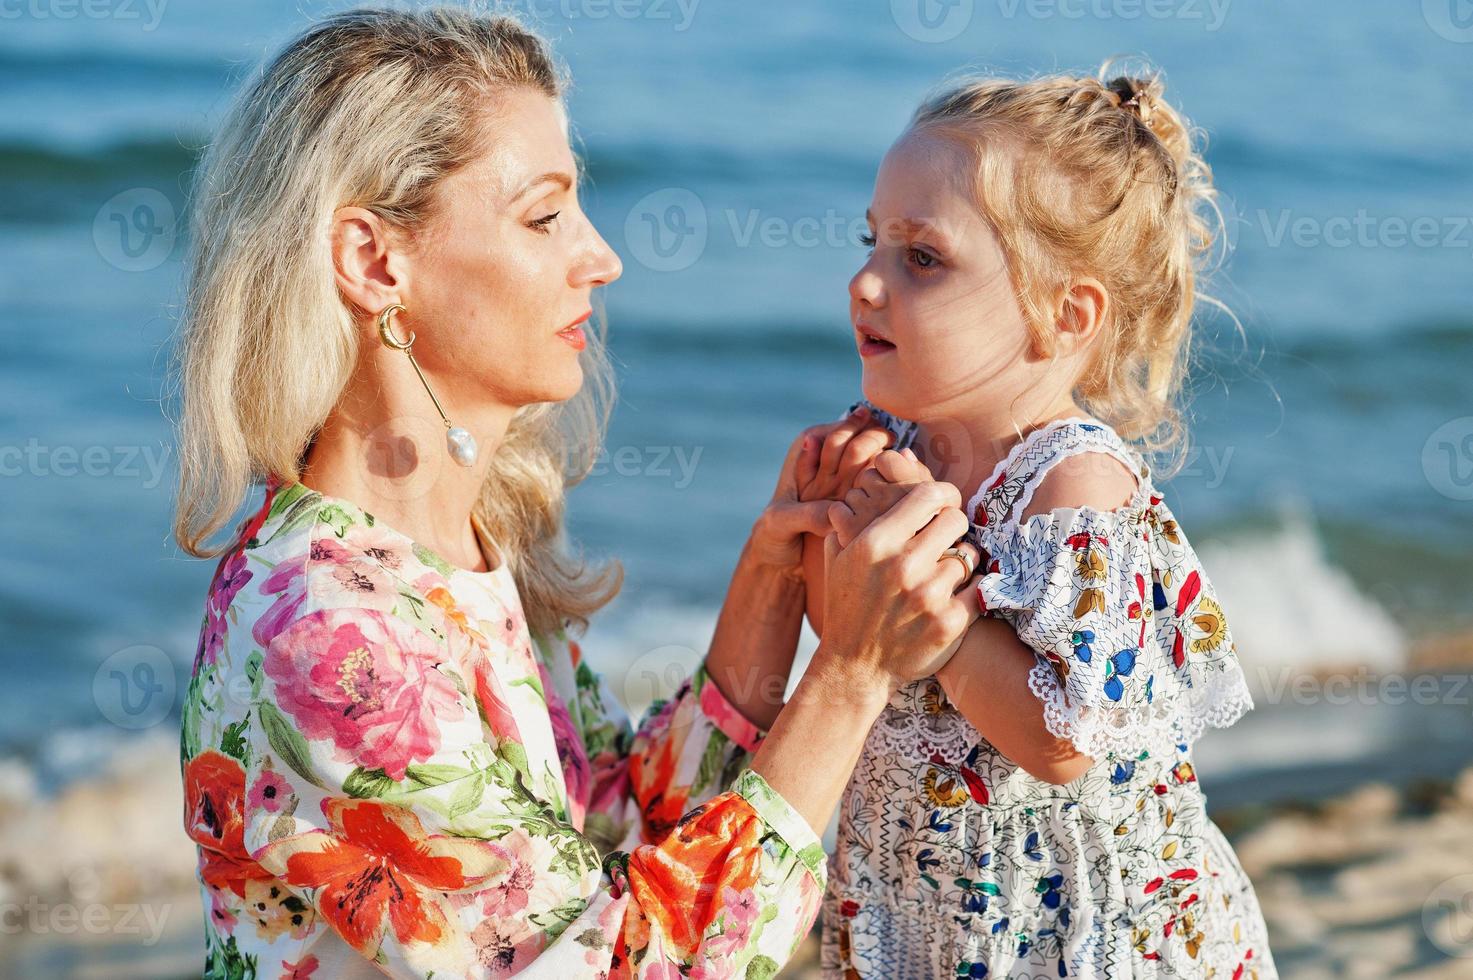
[558,311,591,351]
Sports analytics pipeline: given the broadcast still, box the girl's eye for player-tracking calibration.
[858,232,877,248]
[909,247,936,268]
[528,211,561,233]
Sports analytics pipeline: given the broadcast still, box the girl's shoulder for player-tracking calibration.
[966,416,1154,540]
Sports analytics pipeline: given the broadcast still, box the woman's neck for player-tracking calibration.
[299,351,517,573]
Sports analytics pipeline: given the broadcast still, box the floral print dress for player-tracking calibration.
[820,404,1277,979]
[181,477,826,979]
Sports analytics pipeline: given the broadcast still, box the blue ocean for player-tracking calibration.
[0,6,1470,967]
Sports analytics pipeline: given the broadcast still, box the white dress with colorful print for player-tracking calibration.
[820,404,1277,979]
[181,477,826,979]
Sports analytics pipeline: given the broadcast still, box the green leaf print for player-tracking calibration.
[447,772,486,819]
[693,731,731,795]
[413,541,454,577]
[343,766,396,799]
[204,933,258,980]
[219,719,251,766]
[257,701,319,785]
[317,503,357,538]
[746,955,780,980]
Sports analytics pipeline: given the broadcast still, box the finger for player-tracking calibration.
[835,426,894,493]
[772,499,839,539]
[907,506,970,563]
[818,407,871,481]
[934,541,983,594]
[951,573,983,622]
[855,465,894,494]
[873,449,925,485]
[794,433,820,495]
[823,529,841,575]
[828,499,861,549]
[851,482,960,557]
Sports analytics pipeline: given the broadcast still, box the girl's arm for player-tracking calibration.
[830,450,1142,785]
[936,619,1095,784]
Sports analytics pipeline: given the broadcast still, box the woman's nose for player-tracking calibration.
[575,222,623,288]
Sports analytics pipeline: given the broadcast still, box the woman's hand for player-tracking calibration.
[815,477,983,694]
[746,407,894,577]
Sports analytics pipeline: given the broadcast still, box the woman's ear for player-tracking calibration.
[331,205,407,317]
[1053,278,1109,356]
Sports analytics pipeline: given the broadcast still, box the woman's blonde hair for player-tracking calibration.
[170,5,619,636]
[912,62,1228,465]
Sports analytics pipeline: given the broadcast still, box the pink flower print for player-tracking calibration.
[704,885,759,958]
[541,662,591,829]
[246,769,292,814]
[471,830,562,920]
[303,538,402,614]
[282,954,319,979]
[210,549,253,613]
[198,603,229,669]
[339,521,417,579]
[468,919,546,977]
[265,609,463,780]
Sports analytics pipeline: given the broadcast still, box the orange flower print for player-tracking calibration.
[625,798,764,960]
[263,798,510,957]
[183,750,271,898]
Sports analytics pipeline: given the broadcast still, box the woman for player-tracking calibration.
[173,8,981,978]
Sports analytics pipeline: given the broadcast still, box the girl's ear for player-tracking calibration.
[1053,278,1110,356]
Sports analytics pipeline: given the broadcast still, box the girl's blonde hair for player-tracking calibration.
[170,6,619,636]
[912,63,1227,465]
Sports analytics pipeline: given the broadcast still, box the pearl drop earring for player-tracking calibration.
[376,303,477,467]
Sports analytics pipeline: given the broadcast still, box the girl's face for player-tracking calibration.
[406,88,622,410]
[849,129,1045,426]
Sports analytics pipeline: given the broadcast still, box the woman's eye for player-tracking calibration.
[909,247,935,268]
[528,211,561,233]
[858,232,877,248]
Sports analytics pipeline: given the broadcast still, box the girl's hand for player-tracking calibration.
[796,405,895,504]
[827,447,929,547]
[745,412,886,576]
[816,480,983,692]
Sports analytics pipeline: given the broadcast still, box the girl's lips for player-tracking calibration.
[856,326,896,358]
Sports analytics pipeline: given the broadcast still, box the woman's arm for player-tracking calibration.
[703,411,893,729]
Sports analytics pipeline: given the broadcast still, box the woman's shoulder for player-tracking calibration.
[218,479,480,654]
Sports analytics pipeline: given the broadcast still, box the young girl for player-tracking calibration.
[799,71,1277,978]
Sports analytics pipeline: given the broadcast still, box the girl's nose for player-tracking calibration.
[849,258,885,308]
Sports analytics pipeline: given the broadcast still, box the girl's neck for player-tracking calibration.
[912,396,1089,504]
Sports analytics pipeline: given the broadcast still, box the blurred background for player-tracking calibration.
[1,0,1470,975]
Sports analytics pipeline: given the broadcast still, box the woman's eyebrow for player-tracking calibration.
[509,171,573,204]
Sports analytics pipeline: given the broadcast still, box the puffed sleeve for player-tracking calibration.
[242,603,827,978]
[975,501,1255,760]
[533,628,782,850]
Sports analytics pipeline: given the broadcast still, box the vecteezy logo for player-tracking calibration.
[1424,874,1473,957]
[93,644,175,729]
[1424,0,1473,41]
[891,0,973,42]
[1422,417,1473,501]
[92,188,176,271]
[624,188,708,272]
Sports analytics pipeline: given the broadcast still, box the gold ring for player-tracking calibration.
[938,547,974,579]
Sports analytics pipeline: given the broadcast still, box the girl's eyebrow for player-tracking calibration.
[865,210,956,249]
